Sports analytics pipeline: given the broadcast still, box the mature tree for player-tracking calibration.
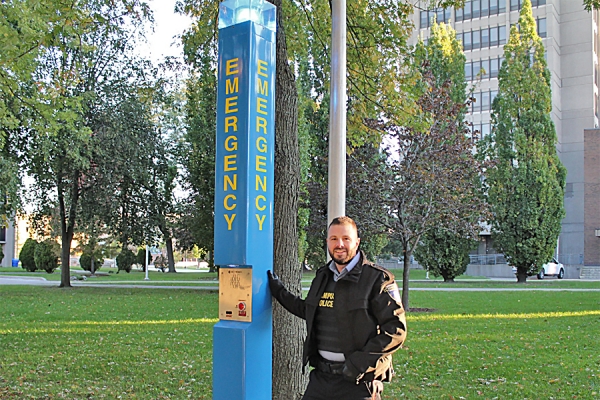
[5,0,153,287]
[410,22,481,284]
[86,88,165,258]
[146,86,186,274]
[179,57,217,271]
[480,0,566,283]
[368,66,488,309]
[352,19,488,309]
[414,228,476,282]
[1,0,83,223]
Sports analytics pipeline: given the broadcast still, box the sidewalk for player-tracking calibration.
[2,275,599,291]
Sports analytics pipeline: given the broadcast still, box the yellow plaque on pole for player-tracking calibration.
[219,267,252,322]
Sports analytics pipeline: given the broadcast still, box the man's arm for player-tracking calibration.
[267,270,307,320]
[344,272,407,379]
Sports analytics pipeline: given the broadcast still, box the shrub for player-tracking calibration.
[20,238,39,272]
[116,249,136,273]
[34,240,60,274]
[136,248,151,271]
[154,254,167,272]
[0,244,4,265]
[79,251,104,273]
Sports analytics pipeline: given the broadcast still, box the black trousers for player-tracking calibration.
[302,369,379,400]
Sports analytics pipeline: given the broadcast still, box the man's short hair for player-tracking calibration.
[328,216,359,236]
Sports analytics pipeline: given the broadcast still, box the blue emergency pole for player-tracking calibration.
[213,1,276,399]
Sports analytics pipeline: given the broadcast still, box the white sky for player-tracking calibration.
[141,0,193,64]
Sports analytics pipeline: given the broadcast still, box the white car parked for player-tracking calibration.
[511,258,565,279]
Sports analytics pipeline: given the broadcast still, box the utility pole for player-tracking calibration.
[327,0,347,224]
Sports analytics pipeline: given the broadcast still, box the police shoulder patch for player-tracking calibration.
[384,281,401,303]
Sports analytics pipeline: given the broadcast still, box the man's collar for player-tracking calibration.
[328,252,362,282]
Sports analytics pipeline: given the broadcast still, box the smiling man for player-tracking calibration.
[268,216,407,400]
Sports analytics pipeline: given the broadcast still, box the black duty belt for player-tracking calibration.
[316,359,345,375]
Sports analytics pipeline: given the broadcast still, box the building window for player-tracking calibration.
[481,123,491,138]
[499,25,507,44]
[537,17,547,38]
[490,0,499,13]
[465,62,473,81]
[491,90,498,105]
[465,57,502,81]
[481,58,490,79]
[420,11,428,28]
[481,0,489,17]
[472,29,481,49]
[473,60,481,78]
[471,91,498,113]
[461,26,506,51]
[490,26,499,46]
[472,92,482,113]
[464,1,472,19]
[490,57,499,77]
[458,0,541,22]
[420,8,451,29]
[481,27,490,47]
[482,90,491,111]
[473,0,481,18]
[0,227,5,243]
[464,31,472,50]
[456,6,464,21]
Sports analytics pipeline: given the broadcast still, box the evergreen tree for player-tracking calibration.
[481,0,566,283]
[414,228,476,282]
[34,239,60,274]
[19,238,39,272]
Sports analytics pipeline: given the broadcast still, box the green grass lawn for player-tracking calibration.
[1,284,599,399]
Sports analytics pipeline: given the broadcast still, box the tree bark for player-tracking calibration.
[269,0,308,398]
[165,235,176,273]
[402,250,410,310]
[516,269,528,283]
[58,175,79,288]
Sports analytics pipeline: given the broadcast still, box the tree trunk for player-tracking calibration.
[60,230,73,287]
[165,236,176,273]
[402,250,410,310]
[516,268,528,283]
[269,0,308,398]
[58,177,79,288]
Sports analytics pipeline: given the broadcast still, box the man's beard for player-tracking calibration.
[329,248,356,266]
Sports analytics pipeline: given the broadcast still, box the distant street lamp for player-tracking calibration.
[144,245,149,281]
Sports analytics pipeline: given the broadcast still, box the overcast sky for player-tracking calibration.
[141,0,193,64]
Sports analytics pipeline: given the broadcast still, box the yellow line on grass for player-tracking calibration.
[409,310,600,321]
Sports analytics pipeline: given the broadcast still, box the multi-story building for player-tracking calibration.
[0,220,16,268]
[411,0,600,268]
